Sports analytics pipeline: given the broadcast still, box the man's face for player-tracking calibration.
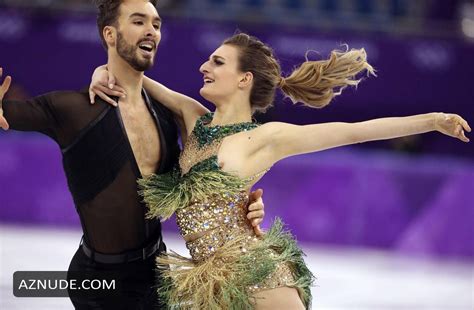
[114,0,162,71]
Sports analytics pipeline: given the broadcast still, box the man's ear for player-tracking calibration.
[103,26,116,48]
[238,72,253,88]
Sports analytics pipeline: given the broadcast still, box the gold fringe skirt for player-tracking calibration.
[155,218,315,310]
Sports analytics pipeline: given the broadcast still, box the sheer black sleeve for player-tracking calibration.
[3,93,61,140]
[2,90,110,148]
[1,89,176,254]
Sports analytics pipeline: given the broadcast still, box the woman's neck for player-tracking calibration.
[211,97,253,126]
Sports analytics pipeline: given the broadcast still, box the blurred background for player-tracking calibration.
[0,0,473,309]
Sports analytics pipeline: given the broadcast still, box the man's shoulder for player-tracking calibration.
[38,89,88,102]
[148,95,174,119]
[42,88,109,109]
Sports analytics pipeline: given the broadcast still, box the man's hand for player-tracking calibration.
[89,65,126,107]
[0,67,12,130]
[247,188,265,237]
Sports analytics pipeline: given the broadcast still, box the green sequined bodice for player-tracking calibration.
[180,112,259,175]
[140,112,260,221]
[194,113,259,147]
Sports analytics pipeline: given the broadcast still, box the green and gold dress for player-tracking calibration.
[139,113,314,309]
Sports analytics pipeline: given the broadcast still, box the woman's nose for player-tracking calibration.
[199,61,209,74]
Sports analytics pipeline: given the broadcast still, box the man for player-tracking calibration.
[0,0,264,308]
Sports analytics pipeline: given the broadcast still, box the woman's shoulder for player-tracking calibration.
[249,121,290,136]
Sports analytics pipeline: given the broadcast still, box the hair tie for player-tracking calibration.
[277,77,286,88]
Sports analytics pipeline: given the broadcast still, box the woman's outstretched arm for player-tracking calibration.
[247,113,470,167]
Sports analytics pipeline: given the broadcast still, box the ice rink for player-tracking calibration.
[1,224,472,309]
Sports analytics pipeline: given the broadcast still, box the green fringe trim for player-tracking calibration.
[238,218,315,309]
[138,166,247,220]
[156,218,315,309]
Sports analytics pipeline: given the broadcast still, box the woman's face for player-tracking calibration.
[199,44,244,104]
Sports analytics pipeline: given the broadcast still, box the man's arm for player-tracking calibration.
[1,68,60,139]
[0,68,11,130]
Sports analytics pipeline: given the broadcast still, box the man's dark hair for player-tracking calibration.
[94,0,158,50]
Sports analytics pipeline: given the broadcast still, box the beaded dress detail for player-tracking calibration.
[139,113,314,309]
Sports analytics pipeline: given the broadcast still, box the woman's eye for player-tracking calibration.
[153,24,160,30]
[214,60,224,65]
[134,21,144,25]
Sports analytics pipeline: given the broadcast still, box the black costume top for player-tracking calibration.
[3,89,180,254]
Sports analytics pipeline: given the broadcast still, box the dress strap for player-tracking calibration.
[243,167,271,186]
[193,112,259,148]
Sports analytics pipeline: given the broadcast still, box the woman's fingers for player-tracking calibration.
[95,90,118,107]
[89,89,96,104]
[459,130,469,142]
[440,115,470,142]
[95,84,125,98]
[108,70,116,90]
[112,85,127,95]
[451,119,469,142]
[457,124,469,142]
[455,124,462,136]
[90,84,125,105]
[90,84,125,107]
[461,118,471,132]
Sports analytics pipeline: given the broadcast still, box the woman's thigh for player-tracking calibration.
[252,286,305,310]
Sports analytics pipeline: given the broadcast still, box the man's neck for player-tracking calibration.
[107,55,144,104]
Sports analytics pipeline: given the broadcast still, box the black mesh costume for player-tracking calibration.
[3,89,180,309]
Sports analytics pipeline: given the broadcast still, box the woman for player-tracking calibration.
[90,33,470,309]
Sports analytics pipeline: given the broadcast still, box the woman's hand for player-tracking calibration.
[247,189,265,237]
[0,67,12,130]
[89,65,127,106]
[434,113,471,142]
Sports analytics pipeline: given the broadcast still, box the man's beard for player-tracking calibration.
[116,31,154,72]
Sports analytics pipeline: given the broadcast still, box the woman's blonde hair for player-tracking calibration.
[223,33,375,112]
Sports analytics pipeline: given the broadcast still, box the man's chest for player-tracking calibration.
[119,103,161,176]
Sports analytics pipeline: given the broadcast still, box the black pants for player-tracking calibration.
[67,242,167,310]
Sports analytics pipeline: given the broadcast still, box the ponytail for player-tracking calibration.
[279,47,375,108]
